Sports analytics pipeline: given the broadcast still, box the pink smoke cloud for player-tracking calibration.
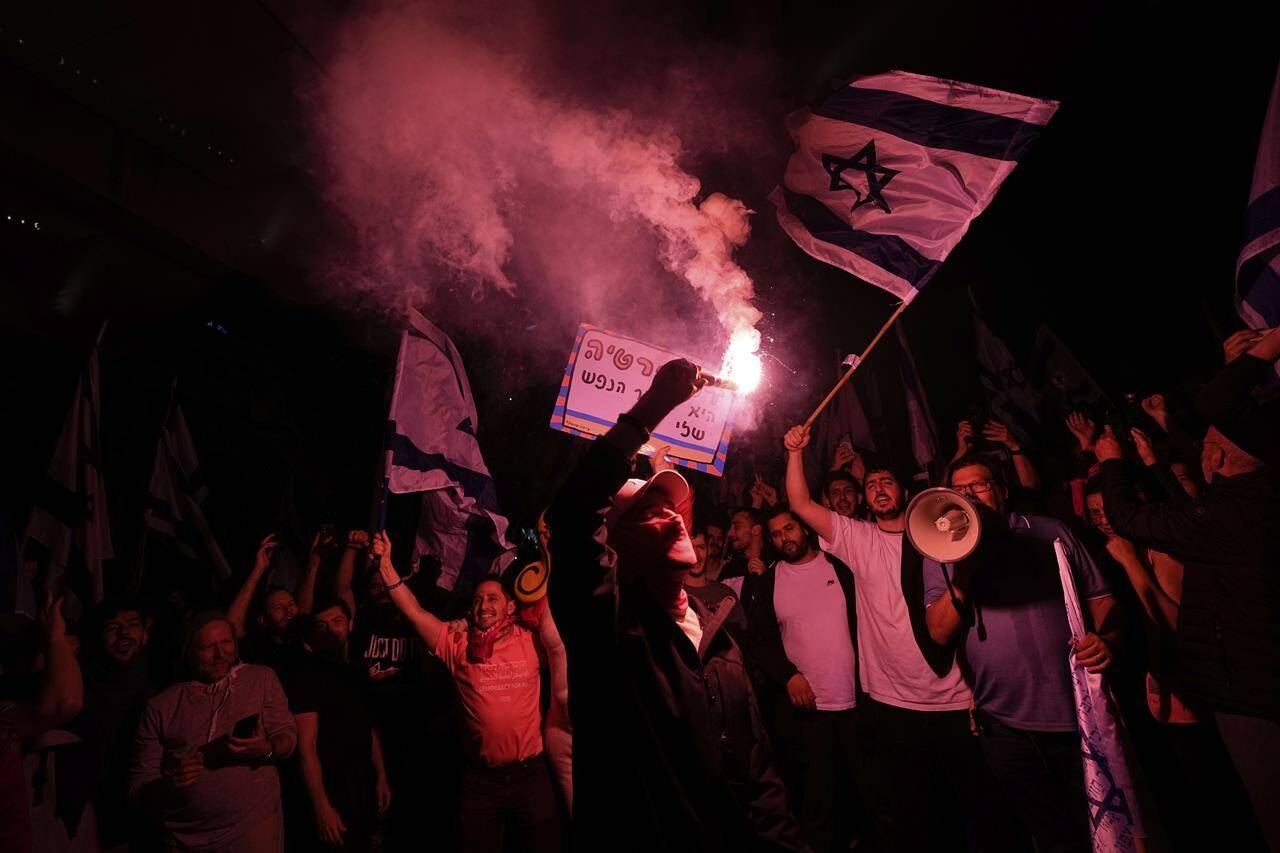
[306,0,767,373]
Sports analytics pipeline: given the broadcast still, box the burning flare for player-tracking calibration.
[718,329,763,394]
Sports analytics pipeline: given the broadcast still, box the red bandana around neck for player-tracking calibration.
[467,616,515,664]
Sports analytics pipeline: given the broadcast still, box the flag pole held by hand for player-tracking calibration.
[803,301,909,429]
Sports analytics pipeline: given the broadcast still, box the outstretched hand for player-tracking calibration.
[253,534,278,574]
[1065,411,1098,452]
[1094,425,1124,462]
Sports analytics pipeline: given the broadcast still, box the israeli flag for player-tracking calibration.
[772,71,1057,301]
[1054,539,1146,852]
[388,310,514,592]
[1237,64,1280,372]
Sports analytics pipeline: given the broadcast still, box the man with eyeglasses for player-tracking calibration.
[783,426,1010,853]
[925,452,1119,853]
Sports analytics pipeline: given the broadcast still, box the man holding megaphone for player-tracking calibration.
[924,453,1121,853]
[782,425,1012,853]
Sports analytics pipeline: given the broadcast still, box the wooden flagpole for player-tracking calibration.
[803,300,909,429]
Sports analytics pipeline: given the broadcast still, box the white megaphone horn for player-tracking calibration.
[904,487,983,563]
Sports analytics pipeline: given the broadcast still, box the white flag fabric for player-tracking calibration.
[772,71,1057,300]
[1053,539,1145,852]
[388,310,514,591]
[972,293,1041,442]
[24,328,113,606]
[144,401,232,579]
[1236,64,1280,377]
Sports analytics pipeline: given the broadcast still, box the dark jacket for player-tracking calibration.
[548,438,807,853]
[1099,460,1280,720]
[742,555,858,692]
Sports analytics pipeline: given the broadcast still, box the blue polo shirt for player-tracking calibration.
[924,513,1109,732]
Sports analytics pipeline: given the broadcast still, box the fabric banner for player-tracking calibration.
[1035,325,1108,412]
[144,399,232,579]
[23,325,113,608]
[389,309,514,591]
[1236,64,1280,376]
[894,323,939,469]
[972,291,1041,442]
[1054,539,1145,852]
[772,70,1057,300]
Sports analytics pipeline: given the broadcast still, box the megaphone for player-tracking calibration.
[904,487,983,563]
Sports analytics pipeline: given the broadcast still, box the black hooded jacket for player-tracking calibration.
[548,437,807,853]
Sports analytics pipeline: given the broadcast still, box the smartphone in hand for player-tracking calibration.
[232,714,260,739]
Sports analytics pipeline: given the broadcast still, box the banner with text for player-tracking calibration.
[550,324,736,476]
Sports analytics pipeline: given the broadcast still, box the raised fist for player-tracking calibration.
[783,425,810,453]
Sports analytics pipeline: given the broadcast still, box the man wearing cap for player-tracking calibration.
[548,358,806,852]
[1096,325,1280,848]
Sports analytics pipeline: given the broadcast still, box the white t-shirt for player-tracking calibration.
[822,511,972,712]
[773,552,858,711]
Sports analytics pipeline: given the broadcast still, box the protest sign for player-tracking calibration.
[549,323,735,476]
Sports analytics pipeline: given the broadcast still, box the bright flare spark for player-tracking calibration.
[720,330,763,395]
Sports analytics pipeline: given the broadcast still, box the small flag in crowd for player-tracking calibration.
[972,291,1042,443]
[1236,64,1280,371]
[143,393,233,579]
[771,70,1057,300]
[1035,325,1108,412]
[1053,539,1146,852]
[387,309,515,592]
[23,323,113,609]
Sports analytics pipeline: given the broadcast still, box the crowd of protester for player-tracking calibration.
[2,324,1278,852]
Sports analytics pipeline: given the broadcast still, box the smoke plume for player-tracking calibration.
[307,0,771,372]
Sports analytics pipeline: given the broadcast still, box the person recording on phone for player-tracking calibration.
[128,611,296,852]
[951,412,1041,491]
[1094,324,1280,850]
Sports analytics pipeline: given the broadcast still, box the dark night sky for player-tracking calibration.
[1,1,1275,591]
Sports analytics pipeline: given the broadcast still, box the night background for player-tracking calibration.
[2,1,1275,596]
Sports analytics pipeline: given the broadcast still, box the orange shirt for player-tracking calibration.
[434,623,544,766]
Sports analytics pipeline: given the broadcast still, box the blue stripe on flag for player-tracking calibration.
[1241,258,1280,325]
[1243,185,1280,247]
[782,189,941,286]
[389,432,502,511]
[815,87,1047,162]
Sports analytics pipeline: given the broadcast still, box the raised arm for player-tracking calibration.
[334,530,369,618]
[370,531,445,651]
[297,529,335,615]
[35,595,82,727]
[547,359,705,640]
[228,534,277,638]
[1104,536,1179,632]
[782,425,834,543]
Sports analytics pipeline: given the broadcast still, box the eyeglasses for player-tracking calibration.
[953,479,995,496]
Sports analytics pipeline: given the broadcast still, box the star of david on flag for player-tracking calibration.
[771,71,1058,301]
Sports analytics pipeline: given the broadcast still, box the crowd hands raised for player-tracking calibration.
[4,327,1280,852]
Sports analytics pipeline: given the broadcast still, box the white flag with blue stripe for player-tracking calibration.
[1237,64,1280,372]
[388,310,514,591]
[771,71,1057,301]
[1054,539,1146,852]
